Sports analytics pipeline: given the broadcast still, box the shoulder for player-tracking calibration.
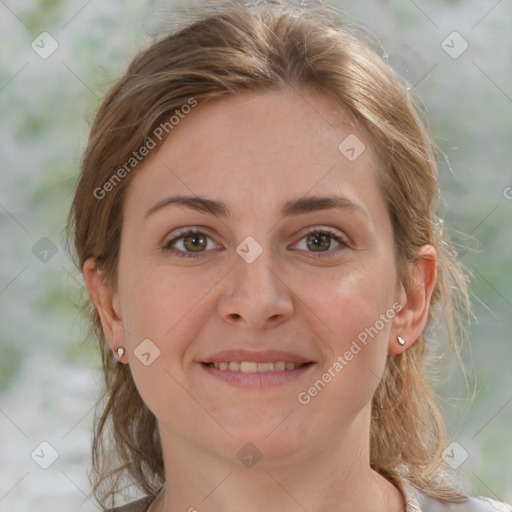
[419,494,511,512]
[402,481,512,512]
[104,495,156,512]
[418,494,512,512]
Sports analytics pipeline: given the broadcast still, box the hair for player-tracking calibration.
[65,0,473,509]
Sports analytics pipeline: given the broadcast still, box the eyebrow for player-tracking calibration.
[144,194,368,221]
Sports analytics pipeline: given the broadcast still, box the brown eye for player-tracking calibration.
[306,232,334,252]
[181,232,208,252]
[163,229,217,258]
[293,227,349,258]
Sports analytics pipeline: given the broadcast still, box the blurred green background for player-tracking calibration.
[0,0,510,510]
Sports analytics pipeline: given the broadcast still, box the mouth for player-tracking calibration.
[201,361,313,372]
[199,361,316,388]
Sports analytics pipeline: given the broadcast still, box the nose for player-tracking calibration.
[217,242,294,329]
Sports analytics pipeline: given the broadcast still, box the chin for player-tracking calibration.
[213,417,310,459]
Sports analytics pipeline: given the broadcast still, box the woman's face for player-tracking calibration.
[89,89,430,467]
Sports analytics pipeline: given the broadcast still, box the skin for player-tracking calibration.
[84,88,437,512]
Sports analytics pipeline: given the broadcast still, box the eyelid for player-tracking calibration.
[295,225,349,243]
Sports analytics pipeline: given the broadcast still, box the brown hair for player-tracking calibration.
[66,0,472,508]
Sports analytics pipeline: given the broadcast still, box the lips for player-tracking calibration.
[201,349,314,364]
[199,357,316,388]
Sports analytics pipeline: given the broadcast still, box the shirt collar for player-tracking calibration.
[395,478,423,512]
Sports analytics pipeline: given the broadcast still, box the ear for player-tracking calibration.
[82,257,127,361]
[388,245,437,355]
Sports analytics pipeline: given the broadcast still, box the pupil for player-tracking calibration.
[186,234,205,251]
[308,233,330,251]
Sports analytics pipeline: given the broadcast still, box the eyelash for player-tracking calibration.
[163,227,349,259]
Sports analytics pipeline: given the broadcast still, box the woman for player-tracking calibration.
[66,1,510,511]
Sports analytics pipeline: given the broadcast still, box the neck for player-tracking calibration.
[151,409,406,512]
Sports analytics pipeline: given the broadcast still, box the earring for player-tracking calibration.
[116,347,125,360]
[397,336,406,346]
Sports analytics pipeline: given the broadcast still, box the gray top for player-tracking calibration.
[106,480,512,512]
[402,481,511,512]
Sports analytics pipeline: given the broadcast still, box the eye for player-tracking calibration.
[163,228,219,258]
[292,227,349,257]
[163,226,349,259]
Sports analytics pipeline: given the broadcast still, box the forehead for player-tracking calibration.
[123,89,384,221]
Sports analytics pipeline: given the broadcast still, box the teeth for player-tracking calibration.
[207,361,308,372]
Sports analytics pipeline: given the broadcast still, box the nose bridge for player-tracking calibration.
[217,233,294,327]
[233,233,281,297]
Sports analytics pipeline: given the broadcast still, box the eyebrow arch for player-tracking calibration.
[144,194,368,220]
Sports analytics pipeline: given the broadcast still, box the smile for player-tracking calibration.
[204,361,310,372]
[199,361,316,388]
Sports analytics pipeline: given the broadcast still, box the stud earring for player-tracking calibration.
[117,347,125,360]
[397,336,406,346]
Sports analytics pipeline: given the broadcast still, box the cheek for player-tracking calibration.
[119,263,222,357]
[119,266,208,418]
[295,262,396,410]
[305,262,397,346]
